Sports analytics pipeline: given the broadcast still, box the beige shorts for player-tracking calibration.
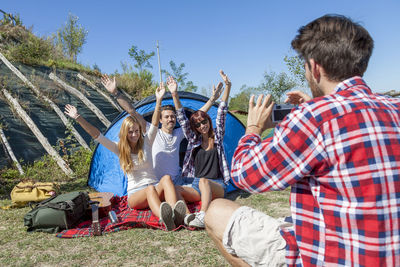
[222,206,291,267]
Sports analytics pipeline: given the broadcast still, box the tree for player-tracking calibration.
[229,85,256,112]
[56,13,88,62]
[284,54,306,87]
[259,71,296,103]
[128,45,155,72]
[163,60,197,92]
[0,10,22,26]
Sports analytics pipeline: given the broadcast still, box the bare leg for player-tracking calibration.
[156,175,178,206]
[199,178,224,212]
[205,198,250,267]
[176,186,200,214]
[145,185,162,218]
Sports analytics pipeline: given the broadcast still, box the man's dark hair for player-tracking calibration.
[160,105,176,114]
[291,14,374,81]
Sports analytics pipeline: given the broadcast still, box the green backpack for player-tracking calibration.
[24,191,90,233]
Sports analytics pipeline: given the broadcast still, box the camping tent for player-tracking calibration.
[88,92,246,196]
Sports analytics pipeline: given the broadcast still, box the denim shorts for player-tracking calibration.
[127,182,158,198]
[182,177,226,197]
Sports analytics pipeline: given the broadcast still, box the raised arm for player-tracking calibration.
[152,82,165,127]
[199,82,223,112]
[101,74,147,132]
[64,104,100,139]
[219,70,231,103]
[166,76,182,109]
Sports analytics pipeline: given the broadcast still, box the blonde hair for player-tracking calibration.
[118,116,144,174]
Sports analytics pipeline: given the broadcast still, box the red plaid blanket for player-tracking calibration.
[56,196,201,238]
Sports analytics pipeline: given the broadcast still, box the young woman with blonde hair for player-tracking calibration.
[64,83,186,231]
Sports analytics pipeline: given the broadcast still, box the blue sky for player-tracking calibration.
[2,1,400,96]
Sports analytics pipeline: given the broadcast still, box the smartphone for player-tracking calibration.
[272,104,294,123]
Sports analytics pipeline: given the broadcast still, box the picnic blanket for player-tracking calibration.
[56,196,201,238]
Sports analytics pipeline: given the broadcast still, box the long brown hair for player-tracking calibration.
[118,116,144,174]
[190,110,214,139]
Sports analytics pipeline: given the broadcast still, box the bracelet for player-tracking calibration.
[247,124,261,128]
[113,90,122,98]
[75,114,81,120]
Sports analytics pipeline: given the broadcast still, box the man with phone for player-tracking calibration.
[205,15,400,266]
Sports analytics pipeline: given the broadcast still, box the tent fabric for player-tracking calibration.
[88,92,246,196]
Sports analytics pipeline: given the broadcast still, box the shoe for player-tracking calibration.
[184,213,195,226]
[160,202,175,231]
[173,200,186,226]
[189,211,205,228]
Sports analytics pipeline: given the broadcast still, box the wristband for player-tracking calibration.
[113,90,122,98]
[247,124,261,129]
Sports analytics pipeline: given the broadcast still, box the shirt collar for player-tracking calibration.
[333,76,367,93]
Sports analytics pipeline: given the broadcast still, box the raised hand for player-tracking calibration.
[219,70,231,89]
[101,74,117,94]
[284,91,311,105]
[246,94,275,134]
[166,76,178,94]
[210,82,223,102]
[64,104,80,119]
[156,82,166,100]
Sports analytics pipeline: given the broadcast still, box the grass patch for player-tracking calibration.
[0,184,290,266]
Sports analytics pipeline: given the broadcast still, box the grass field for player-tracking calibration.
[0,184,290,267]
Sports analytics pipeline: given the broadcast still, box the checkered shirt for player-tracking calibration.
[176,101,231,183]
[231,77,400,266]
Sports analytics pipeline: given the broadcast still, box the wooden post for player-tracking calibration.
[0,126,24,175]
[76,73,123,112]
[49,72,111,127]
[0,52,90,150]
[1,88,74,176]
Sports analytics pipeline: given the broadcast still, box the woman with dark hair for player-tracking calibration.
[167,70,231,228]
[64,83,186,231]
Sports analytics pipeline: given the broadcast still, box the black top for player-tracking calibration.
[193,146,222,179]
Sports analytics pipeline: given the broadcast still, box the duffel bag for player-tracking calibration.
[11,181,58,207]
[24,191,90,233]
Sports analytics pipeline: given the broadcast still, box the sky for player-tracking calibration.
[2,0,400,96]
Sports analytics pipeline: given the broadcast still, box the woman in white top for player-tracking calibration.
[64,83,186,231]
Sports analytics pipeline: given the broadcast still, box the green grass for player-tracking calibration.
[0,188,290,266]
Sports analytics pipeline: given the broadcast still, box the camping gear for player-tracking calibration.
[88,92,246,196]
[88,192,114,218]
[57,195,201,238]
[24,191,90,233]
[10,181,57,207]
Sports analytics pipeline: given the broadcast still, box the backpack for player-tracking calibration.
[23,191,90,233]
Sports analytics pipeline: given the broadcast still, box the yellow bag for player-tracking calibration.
[10,181,58,207]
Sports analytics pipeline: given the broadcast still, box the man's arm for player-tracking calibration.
[101,74,147,131]
[231,94,324,193]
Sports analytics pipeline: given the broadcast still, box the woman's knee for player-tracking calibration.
[160,175,173,186]
[146,185,157,195]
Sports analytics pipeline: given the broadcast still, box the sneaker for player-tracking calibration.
[173,200,186,226]
[160,202,175,231]
[184,213,196,226]
[189,211,205,228]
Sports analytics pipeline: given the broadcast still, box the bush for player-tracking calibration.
[8,33,53,65]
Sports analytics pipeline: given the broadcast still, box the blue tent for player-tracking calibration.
[88,92,245,196]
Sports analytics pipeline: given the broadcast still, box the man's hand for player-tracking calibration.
[246,94,274,135]
[156,82,166,100]
[64,104,80,119]
[284,91,311,105]
[166,76,178,94]
[101,74,117,95]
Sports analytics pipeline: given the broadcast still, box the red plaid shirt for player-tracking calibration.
[231,77,400,266]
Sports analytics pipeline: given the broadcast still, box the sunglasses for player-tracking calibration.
[194,119,208,128]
